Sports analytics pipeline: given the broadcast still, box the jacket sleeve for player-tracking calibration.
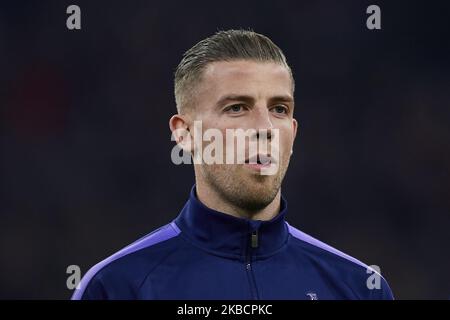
[370,276,394,300]
[71,273,108,300]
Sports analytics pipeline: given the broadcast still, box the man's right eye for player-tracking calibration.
[225,104,245,113]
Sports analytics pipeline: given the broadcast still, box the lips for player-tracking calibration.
[244,154,274,166]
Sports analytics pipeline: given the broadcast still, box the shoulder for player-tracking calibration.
[286,222,394,300]
[71,222,182,300]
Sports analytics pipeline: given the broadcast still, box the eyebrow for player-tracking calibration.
[215,94,294,108]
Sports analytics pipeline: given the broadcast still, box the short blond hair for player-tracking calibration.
[174,29,294,114]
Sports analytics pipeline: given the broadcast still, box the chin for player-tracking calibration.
[229,182,279,210]
[234,194,275,212]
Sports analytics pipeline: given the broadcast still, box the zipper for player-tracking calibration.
[245,229,259,300]
[251,229,258,248]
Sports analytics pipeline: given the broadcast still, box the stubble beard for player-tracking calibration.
[199,157,290,213]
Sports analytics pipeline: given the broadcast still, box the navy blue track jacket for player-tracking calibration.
[72,186,394,300]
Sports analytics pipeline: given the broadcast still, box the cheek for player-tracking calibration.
[276,126,294,149]
[201,116,227,132]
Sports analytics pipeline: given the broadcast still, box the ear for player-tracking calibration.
[291,118,298,154]
[169,114,193,153]
[292,118,298,140]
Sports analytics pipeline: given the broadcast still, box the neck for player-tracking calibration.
[195,180,281,221]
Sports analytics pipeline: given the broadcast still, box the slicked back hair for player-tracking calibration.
[174,29,294,114]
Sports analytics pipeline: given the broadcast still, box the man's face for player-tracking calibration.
[190,60,297,212]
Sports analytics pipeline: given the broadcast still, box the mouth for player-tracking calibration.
[244,154,275,169]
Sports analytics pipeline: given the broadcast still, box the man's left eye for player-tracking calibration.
[271,105,288,114]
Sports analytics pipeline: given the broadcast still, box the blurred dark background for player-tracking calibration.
[1,0,449,299]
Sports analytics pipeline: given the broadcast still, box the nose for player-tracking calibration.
[252,106,273,140]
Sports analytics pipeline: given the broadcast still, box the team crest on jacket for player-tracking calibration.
[306,292,318,300]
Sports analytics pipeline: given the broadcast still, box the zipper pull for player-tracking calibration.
[251,230,258,248]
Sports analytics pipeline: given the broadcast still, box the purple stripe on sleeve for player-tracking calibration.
[286,222,376,272]
[71,222,181,300]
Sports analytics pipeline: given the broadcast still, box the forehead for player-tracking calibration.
[199,60,293,98]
